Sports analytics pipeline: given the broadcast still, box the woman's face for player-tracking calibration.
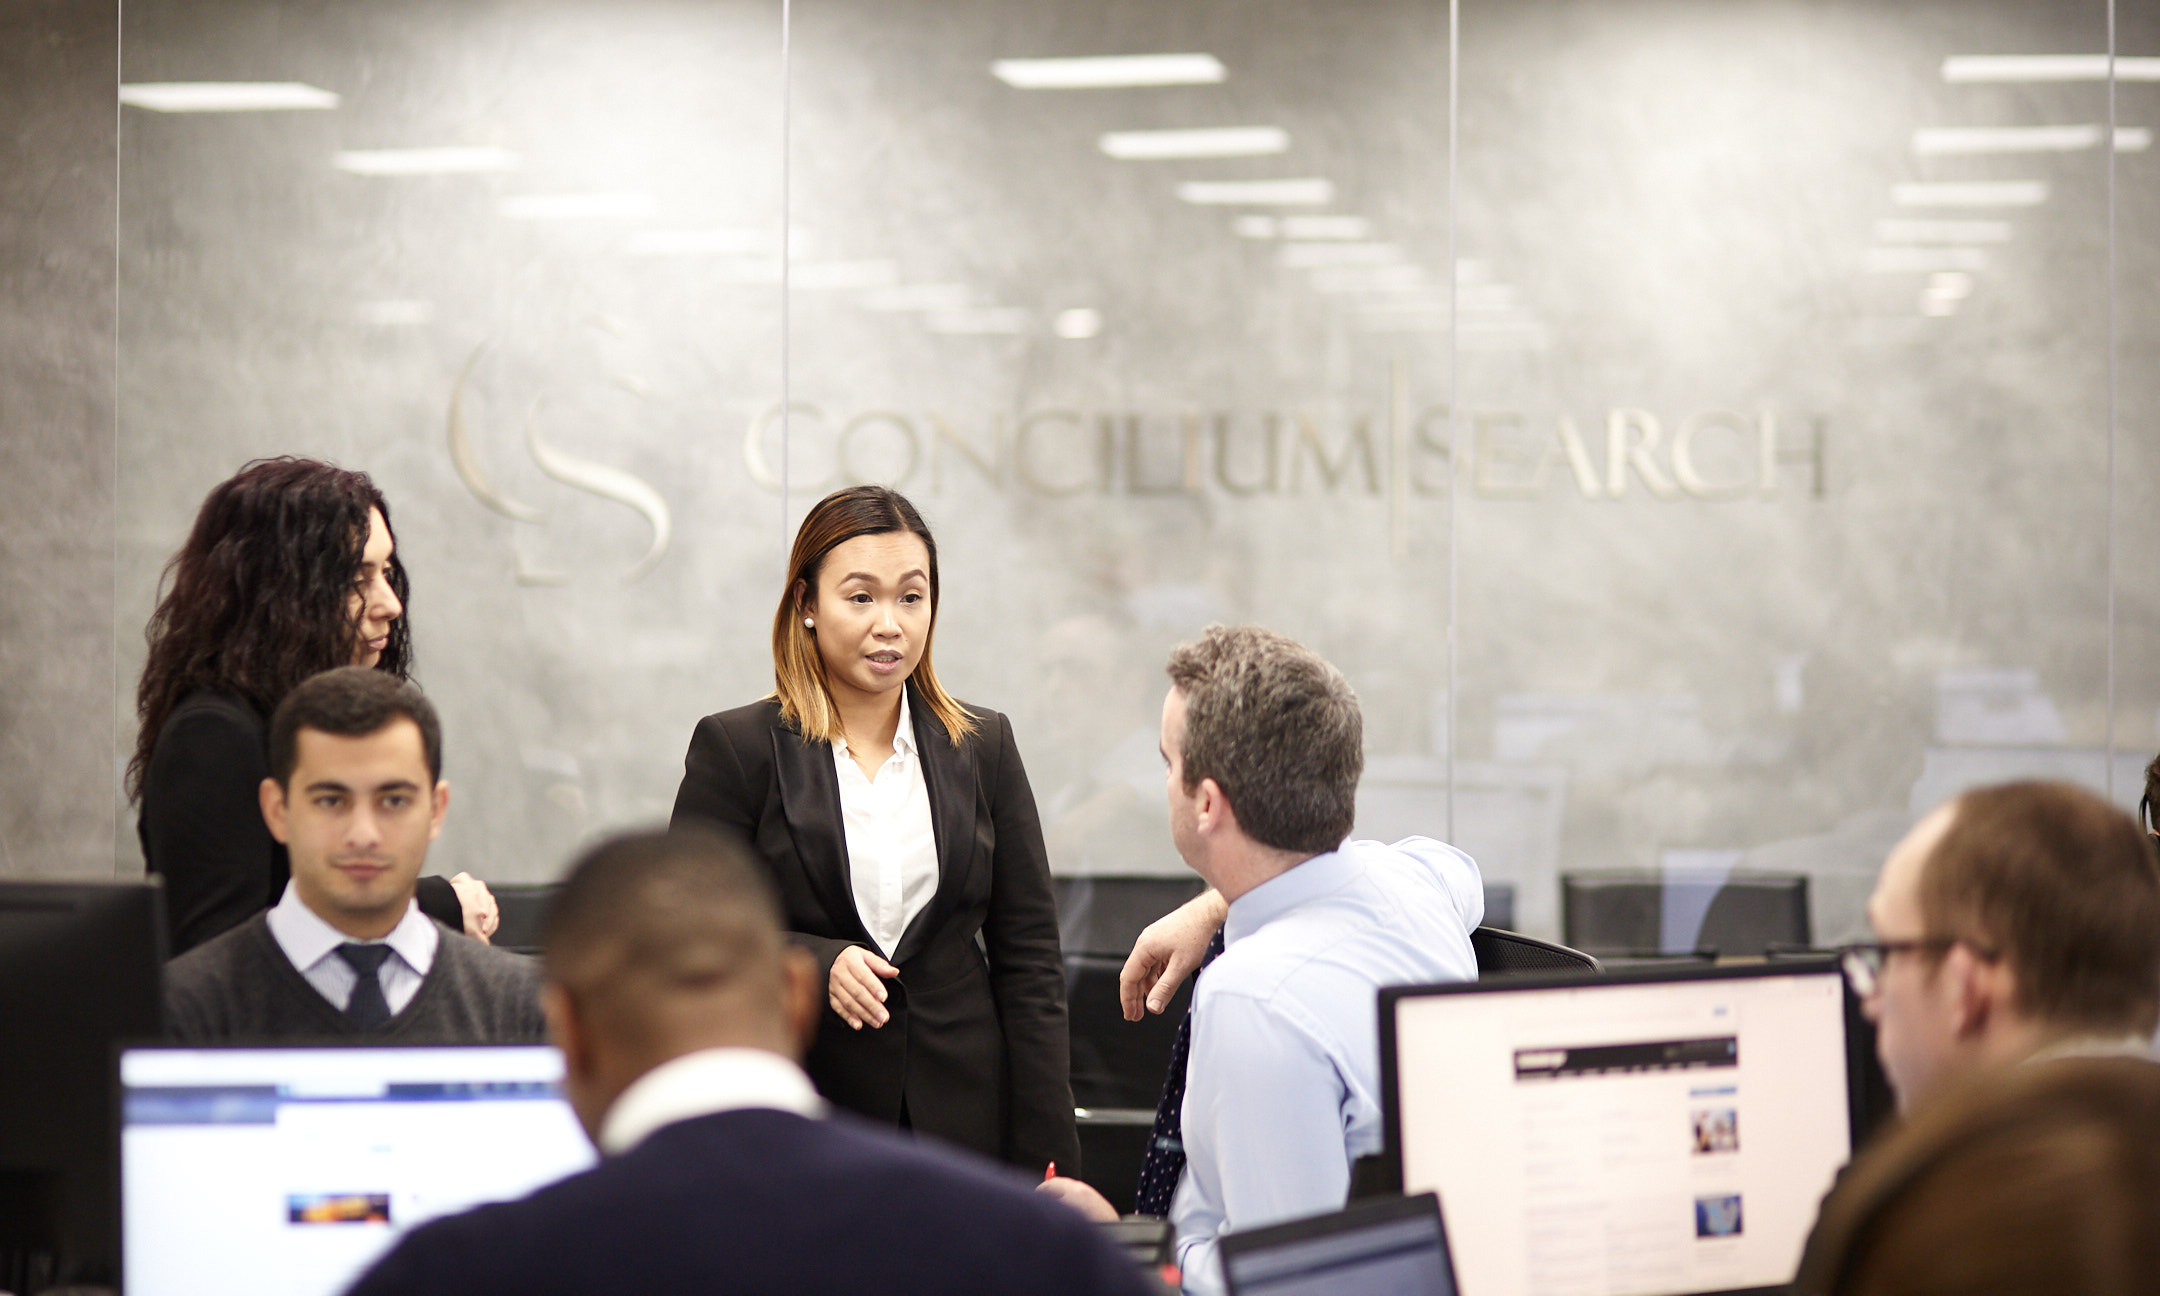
[349,508,403,668]
[806,531,933,710]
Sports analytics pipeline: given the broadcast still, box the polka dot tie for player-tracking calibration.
[1131,928,1226,1217]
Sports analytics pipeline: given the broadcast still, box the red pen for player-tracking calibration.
[1044,1161,1057,1182]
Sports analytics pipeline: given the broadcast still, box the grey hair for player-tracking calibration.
[1165,625,1362,854]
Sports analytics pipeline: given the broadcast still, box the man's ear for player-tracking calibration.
[543,983,589,1076]
[428,780,451,842]
[1944,943,1999,1040]
[781,946,821,1057]
[259,777,290,844]
[1195,777,1236,836]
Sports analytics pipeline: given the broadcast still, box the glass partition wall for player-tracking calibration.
[116,0,2150,946]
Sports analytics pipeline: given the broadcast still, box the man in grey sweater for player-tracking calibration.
[164,667,544,1044]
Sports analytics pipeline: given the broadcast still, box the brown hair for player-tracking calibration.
[2142,751,2159,835]
[268,666,442,787]
[1165,625,1362,854]
[1794,1056,2160,1296]
[1920,780,2160,1037]
[131,457,411,800]
[769,486,974,746]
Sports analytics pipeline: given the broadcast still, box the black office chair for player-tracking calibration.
[488,883,561,955]
[1470,926,1601,977]
[1053,875,1207,959]
[1061,951,1192,1216]
[1561,871,1811,959]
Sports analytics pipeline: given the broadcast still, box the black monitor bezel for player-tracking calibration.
[1378,957,1854,1296]
[1218,1190,1453,1296]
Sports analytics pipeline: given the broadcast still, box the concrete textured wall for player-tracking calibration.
[6,0,2156,946]
[0,0,118,879]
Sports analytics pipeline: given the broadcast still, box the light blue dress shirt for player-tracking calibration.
[1170,836,1482,1295]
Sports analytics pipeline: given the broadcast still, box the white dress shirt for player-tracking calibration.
[599,1047,827,1155]
[264,879,439,1015]
[832,689,939,960]
[1171,837,1484,1295]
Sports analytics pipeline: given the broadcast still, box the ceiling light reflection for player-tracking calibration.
[120,82,338,112]
[1100,127,1287,159]
[1054,308,1103,339]
[992,54,1226,89]
[1941,55,2160,82]
[1890,181,2048,207]
[1176,178,1333,206]
[1913,125,2150,154]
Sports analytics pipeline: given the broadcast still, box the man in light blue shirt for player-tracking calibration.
[1041,626,1482,1293]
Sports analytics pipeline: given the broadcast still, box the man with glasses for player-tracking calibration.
[1839,779,2160,1114]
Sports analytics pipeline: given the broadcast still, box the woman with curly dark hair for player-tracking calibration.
[132,458,496,955]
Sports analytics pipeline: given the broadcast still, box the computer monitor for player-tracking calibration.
[0,879,165,1289]
[120,1044,598,1296]
[1220,1192,1458,1296]
[1381,961,1857,1296]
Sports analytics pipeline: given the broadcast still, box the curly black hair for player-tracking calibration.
[128,457,413,801]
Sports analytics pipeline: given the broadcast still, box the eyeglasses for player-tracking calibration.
[1838,937,2000,998]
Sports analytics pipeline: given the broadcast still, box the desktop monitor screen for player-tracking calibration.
[121,1044,597,1296]
[1220,1192,1458,1296]
[1381,962,1854,1296]
[0,880,164,1287]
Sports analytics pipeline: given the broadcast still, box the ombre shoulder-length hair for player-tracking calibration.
[770,485,976,747]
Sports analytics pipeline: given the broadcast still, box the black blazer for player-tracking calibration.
[138,690,461,955]
[346,1108,1155,1296]
[670,684,1080,1172]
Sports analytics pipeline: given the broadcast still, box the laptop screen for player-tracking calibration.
[121,1045,597,1296]
[1221,1193,1457,1296]
[1382,963,1853,1296]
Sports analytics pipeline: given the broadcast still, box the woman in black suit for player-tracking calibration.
[671,486,1078,1173]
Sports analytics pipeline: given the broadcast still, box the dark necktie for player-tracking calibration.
[1132,928,1226,1217]
[337,943,394,1028]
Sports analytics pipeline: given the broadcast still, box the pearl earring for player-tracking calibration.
[804,617,815,629]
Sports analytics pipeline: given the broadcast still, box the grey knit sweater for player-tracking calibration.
[163,912,547,1045]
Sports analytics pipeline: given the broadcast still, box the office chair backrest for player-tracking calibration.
[1053,875,1207,958]
[1561,871,1811,958]
[488,883,560,954]
[1470,925,1601,977]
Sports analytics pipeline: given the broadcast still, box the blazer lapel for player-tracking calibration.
[769,719,872,944]
[893,684,976,965]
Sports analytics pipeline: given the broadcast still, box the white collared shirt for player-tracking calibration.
[264,880,439,1015]
[599,1047,827,1155]
[832,689,939,960]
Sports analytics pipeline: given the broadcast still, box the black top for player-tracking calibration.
[348,1107,1155,1296]
[138,689,461,955]
[670,684,1080,1173]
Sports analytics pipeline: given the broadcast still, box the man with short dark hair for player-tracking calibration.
[1041,626,1483,1293]
[345,828,1157,1296]
[163,666,543,1044]
[1842,778,2160,1114]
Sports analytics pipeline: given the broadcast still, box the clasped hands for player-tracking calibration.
[830,944,900,1029]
